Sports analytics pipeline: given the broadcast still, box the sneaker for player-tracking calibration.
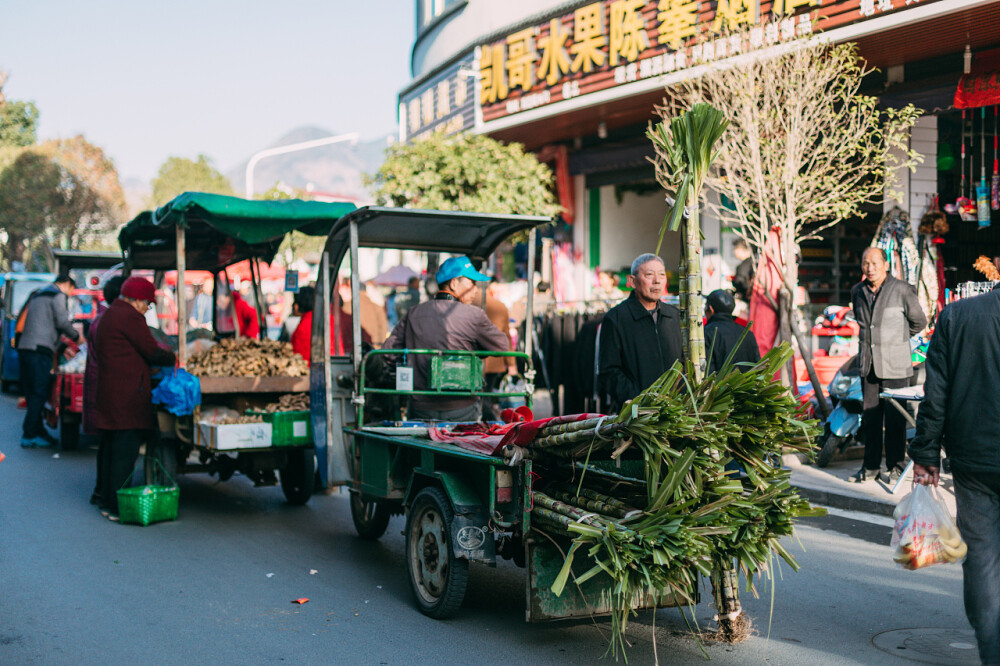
[20,436,49,448]
[40,431,58,446]
[849,467,883,483]
[887,464,907,483]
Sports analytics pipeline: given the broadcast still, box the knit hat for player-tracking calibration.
[120,276,156,303]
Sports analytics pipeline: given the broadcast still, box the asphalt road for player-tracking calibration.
[0,392,975,665]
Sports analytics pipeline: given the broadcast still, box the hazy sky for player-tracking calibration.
[0,1,413,183]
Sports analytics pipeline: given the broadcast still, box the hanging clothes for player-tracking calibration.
[872,207,920,285]
[749,226,784,358]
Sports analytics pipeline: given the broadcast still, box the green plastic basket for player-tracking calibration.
[430,355,484,391]
[117,484,179,526]
[246,410,312,446]
[117,456,179,526]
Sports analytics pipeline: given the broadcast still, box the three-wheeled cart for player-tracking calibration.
[310,207,694,620]
[118,192,356,504]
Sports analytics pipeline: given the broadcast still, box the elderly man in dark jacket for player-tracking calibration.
[704,289,760,375]
[599,253,682,413]
[93,277,176,520]
[910,286,1000,663]
[849,247,927,483]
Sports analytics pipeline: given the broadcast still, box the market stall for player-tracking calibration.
[118,191,355,504]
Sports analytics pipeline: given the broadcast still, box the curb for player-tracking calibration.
[792,483,896,518]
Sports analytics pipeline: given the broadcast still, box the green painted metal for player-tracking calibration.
[344,428,504,465]
[356,349,532,424]
[525,536,696,622]
[588,188,601,269]
[430,355,484,391]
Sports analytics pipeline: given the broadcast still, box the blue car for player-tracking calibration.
[0,272,56,392]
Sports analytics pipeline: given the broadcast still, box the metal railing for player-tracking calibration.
[356,348,533,424]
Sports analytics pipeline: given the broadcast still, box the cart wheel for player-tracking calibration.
[60,416,79,451]
[280,449,315,506]
[405,486,467,619]
[816,429,843,468]
[350,492,391,540]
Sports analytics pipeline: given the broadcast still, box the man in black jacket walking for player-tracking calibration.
[850,247,926,483]
[910,286,1000,664]
[704,289,760,375]
[598,253,682,413]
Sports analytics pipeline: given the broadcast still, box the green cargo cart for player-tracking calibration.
[310,207,695,620]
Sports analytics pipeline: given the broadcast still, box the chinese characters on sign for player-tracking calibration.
[478,0,819,118]
[401,58,476,141]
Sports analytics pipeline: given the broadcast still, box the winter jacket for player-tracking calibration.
[385,296,509,412]
[598,292,683,412]
[910,288,1000,474]
[93,299,176,431]
[705,313,760,375]
[17,284,80,353]
[851,275,926,380]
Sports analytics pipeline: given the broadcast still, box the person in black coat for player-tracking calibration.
[704,289,760,375]
[910,285,1000,663]
[598,254,683,413]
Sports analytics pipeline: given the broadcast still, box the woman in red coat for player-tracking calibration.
[290,286,362,361]
[93,277,176,519]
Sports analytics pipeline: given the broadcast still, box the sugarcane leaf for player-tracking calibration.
[550,541,581,596]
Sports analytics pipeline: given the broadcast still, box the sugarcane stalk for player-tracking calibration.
[548,489,640,520]
[538,417,605,435]
[532,491,613,526]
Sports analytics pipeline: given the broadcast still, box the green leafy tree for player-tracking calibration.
[0,136,127,269]
[365,132,560,217]
[149,154,234,207]
[0,71,39,147]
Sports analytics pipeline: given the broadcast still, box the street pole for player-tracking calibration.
[244,132,360,199]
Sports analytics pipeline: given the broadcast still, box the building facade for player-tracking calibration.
[401,0,1000,305]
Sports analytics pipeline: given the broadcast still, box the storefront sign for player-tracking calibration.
[399,56,476,142]
[477,0,942,123]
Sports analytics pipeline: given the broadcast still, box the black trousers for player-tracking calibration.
[19,349,52,439]
[99,429,151,514]
[861,369,909,471]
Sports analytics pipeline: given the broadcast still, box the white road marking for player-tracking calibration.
[814,505,896,528]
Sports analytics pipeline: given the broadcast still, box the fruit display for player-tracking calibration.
[187,338,308,378]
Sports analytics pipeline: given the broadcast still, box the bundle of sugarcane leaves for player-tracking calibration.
[535,343,826,659]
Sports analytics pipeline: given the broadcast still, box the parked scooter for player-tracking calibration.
[816,355,862,468]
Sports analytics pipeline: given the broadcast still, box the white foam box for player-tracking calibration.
[196,421,272,450]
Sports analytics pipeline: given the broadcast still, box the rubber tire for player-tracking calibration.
[816,430,844,468]
[60,417,80,451]
[405,487,468,619]
[350,492,392,540]
[1,379,12,394]
[280,449,315,506]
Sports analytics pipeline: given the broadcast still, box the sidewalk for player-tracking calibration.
[785,449,957,518]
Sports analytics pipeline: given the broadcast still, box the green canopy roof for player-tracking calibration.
[119,192,357,271]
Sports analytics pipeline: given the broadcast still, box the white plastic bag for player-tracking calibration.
[496,374,527,410]
[890,484,967,570]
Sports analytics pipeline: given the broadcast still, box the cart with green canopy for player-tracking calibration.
[118,191,356,504]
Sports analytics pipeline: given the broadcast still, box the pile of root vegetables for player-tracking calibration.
[262,393,310,412]
[523,344,824,658]
[187,338,308,377]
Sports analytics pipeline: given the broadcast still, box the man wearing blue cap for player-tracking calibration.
[384,256,510,422]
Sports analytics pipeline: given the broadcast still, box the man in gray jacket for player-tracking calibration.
[18,274,80,448]
[849,247,926,482]
[384,256,508,422]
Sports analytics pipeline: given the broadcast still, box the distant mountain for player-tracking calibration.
[228,126,393,202]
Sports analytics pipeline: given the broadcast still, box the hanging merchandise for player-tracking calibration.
[992,106,999,211]
[977,107,991,227]
[873,207,920,285]
[951,110,977,221]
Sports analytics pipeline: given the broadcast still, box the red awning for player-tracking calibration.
[955,48,1000,109]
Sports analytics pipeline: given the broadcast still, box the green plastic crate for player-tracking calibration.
[247,410,312,446]
[430,355,484,391]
